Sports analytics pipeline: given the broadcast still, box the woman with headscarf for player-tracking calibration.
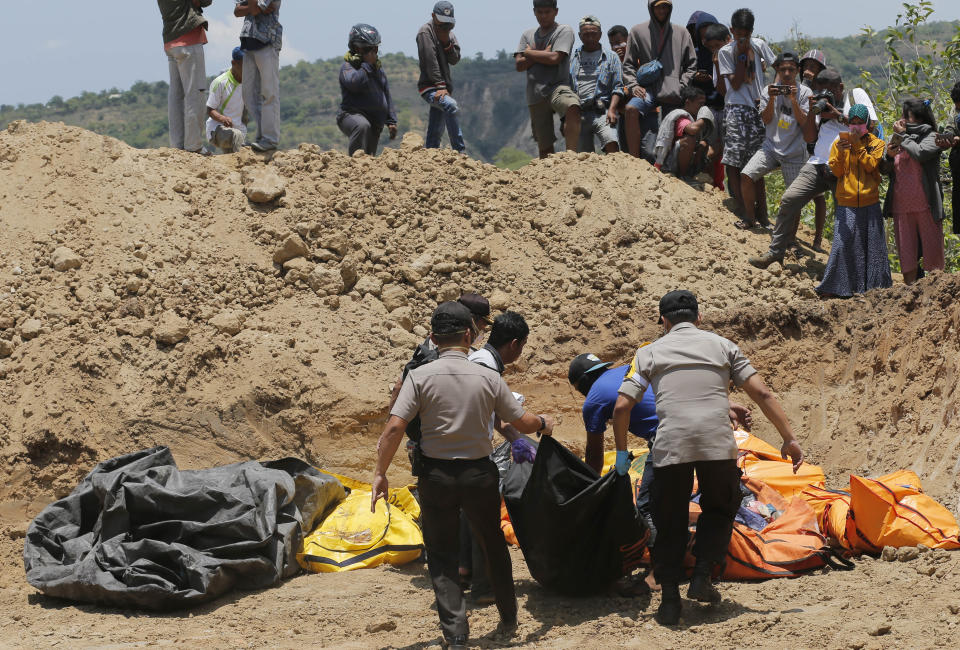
[881,98,945,284]
[816,103,892,297]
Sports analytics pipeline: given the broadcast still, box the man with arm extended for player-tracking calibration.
[372,302,555,649]
[612,290,803,625]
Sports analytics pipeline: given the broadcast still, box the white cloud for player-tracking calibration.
[204,12,309,71]
[45,40,66,50]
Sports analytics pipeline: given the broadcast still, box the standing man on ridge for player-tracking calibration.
[515,0,580,158]
[417,2,465,153]
[622,0,697,159]
[158,0,211,153]
[234,0,282,152]
[373,302,556,649]
[613,291,803,625]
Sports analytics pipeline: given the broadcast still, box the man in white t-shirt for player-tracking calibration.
[205,47,247,153]
[750,69,847,268]
[740,52,812,229]
[717,8,776,227]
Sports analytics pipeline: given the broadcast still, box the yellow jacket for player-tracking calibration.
[829,133,885,207]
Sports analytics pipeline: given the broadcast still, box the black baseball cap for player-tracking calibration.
[659,290,699,318]
[774,52,800,68]
[457,292,492,325]
[533,0,557,8]
[431,302,475,336]
[433,1,455,25]
[568,353,612,391]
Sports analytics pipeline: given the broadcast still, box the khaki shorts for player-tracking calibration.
[528,86,580,149]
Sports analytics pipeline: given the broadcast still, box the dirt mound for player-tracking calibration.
[2,120,959,647]
[0,119,830,500]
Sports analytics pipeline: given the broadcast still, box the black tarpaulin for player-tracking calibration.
[503,436,648,595]
[23,447,345,610]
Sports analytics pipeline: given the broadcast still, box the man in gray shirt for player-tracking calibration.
[373,302,555,649]
[613,290,803,625]
[515,0,581,158]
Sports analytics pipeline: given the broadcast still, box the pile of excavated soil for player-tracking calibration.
[2,120,959,647]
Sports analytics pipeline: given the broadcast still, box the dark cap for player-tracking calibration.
[800,49,826,69]
[431,302,475,336]
[457,292,492,325]
[232,47,245,61]
[774,52,799,68]
[568,353,612,391]
[533,0,557,8]
[659,290,699,318]
[433,1,455,25]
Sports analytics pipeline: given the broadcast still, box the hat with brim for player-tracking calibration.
[433,1,456,25]
[431,301,474,336]
[659,290,699,318]
[457,292,492,325]
[568,353,613,389]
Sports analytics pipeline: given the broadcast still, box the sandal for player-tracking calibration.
[733,219,756,230]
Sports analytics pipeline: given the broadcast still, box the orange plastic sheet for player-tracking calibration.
[734,430,826,499]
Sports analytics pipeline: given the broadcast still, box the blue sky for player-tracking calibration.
[7,0,960,105]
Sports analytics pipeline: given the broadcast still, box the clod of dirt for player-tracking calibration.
[154,311,190,345]
[897,547,920,562]
[244,168,286,203]
[209,310,244,336]
[273,234,309,264]
[50,246,82,271]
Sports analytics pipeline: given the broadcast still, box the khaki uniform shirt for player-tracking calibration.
[618,323,756,468]
[392,349,526,460]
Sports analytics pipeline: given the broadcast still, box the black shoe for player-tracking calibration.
[688,573,722,603]
[250,141,276,152]
[443,634,468,650]
[656,583,682,625]
[491,618,518,642]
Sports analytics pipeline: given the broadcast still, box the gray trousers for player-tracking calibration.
[243,46,281,148]
[338,112,383,156]
[210,126,246,153]
[769,163,837,256]
[166,44,207,152]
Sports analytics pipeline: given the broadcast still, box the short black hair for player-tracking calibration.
[434,331,466,346]
[703,23,730,43]
[681,85,706,103]
[902,97,938,130]
[731,8,755,31]
[951,81,960,104]
[488,311,529,348]
[663,309,698,324]
[533,0,557,7]
[607,24,629,39]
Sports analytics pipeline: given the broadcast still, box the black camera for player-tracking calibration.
[811,90,836,116]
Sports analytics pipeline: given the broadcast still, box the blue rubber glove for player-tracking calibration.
[615,450,630,476]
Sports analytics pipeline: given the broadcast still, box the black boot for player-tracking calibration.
[687,561,722,603]
[656,582,682,625]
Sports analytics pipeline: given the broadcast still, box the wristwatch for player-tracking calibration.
[537,416,546,434]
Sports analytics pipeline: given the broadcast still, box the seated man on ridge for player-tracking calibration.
[653,85,714,178]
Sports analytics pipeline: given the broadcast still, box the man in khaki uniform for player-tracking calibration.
[613,290,803,625]
[372,302,555,649]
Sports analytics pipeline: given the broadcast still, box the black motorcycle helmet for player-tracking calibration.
[348,23,382,53]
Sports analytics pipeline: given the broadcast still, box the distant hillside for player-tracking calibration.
[2,21,957,162]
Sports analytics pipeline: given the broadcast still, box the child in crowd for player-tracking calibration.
[882,98,945,284]
[717,8,777,228]
[702,23,731,189]
[337,24,398,156]
[817,104,891,297]
[654,85,713,177]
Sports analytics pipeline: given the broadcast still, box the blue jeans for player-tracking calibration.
[423,91,465,152]
[627,93,659,133]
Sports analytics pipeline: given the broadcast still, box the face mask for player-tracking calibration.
[849,123,868,137]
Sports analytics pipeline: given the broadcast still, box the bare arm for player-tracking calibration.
[759,92,776,125]
[585,432,604,474]
[493,417,524,443]
[612,394,635,453]
[523,48,564,66]
[387,375,403,412]
[741,374,803,471]
[515,53,533,72]
[509,411,555,435]
[371,415,409,511]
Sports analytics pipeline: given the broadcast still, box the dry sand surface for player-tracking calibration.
[1,120,959,648]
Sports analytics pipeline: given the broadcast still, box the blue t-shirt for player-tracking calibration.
[581,366,658,440]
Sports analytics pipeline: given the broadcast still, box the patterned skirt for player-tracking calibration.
[817,203,892,297]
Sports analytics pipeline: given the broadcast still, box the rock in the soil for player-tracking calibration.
[210,310,244,336]
[881,546,897,562]
[307,267,345,296]
[0,339,14,357]
[401,132,424,151]
[467,242,491,265]
[0,315,15,329]
[365,620,397,634]
[320,233,350,258]
[340,259,359,292]
[389,307,414,332]
[244,168,286,203]
[154,310,190,345]
[489,289,510,311]
[868,623,892,637]
[354,276,383,297]
[273,235,309,264]
[438,282,460,302]
[388,327,417,348]
[897,546,920,562]
[116,319,154,338]
[50,246,82,271]
[381,285,406,312]
[20,319,42,340]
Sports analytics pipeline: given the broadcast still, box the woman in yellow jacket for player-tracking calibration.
[816,103,892,297]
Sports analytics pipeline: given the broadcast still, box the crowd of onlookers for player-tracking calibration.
[157,0,959,299]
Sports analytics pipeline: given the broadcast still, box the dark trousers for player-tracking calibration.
[459,514,491,596]
[651,459,741,585]
[337,111,383,156]
[419,457,516,639]
[636,451,657,544]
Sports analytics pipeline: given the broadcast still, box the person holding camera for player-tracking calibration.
[749,69,847,269]
[570,15,624,153]
[717,8,777,227]
[622,0,697,159]
[338,24,399,156]
[816,103,891,297]
[739,53,812,230]
[881,98,946,284]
